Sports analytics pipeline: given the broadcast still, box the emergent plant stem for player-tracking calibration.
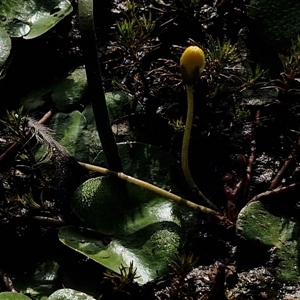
[78,0,123,172]
[182,85,219,211]
[181,84,195,188]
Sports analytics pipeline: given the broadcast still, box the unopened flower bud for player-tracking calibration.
[180,46,205,85]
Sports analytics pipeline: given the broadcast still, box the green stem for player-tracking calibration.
[182,85,219,211]
[78,161,227,222]
[181,85,195,188]
[78,0,123,172]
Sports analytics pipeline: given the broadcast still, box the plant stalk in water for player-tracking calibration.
[78,0,123,172]
[180,46,218,211]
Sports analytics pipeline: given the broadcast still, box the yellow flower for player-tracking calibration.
[180,46,205,85]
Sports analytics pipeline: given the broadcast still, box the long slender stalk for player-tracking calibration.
[78,0,123,172]
[78,161,228,223]
[181,85,195,188]
[182,85,219,211]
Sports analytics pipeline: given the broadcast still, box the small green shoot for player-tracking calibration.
[206,38,239,68]
[278,36,300,76]
[115,1,155,60]
[169,252,199,277]
[169,117,185,132]
[103,261,139,294]
[266,36,300,96]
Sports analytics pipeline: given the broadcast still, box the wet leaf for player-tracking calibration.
[0,26,10,68]
[0,292,31,300]
[48,288,96,300]
[0,0,73,38]
[50,110,89,162]
[14,260,60,299]
[59,143,195,284]
[236,197,300,283]
[21,68,88,112]
[59,177,193,284]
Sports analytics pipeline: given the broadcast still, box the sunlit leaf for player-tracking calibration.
[48,289,96,300]
[59,143,195,284]
[0,292,31,300]
[0,26,10,68]
[59,176,193,284]
[236,196,300,283]
[0,0,73,38]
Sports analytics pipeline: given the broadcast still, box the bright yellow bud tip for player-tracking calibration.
[180,46,205,85]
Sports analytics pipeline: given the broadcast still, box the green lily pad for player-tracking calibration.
[0,0,73,39]
[0,292,31,300]
[236,197,300,283]
[0,26,10,69]
[50,110,89,162]
[48,289,96,300]
[13,260,60,299]
[106,91,142,121]
[21,68,88,112]
[59,176,192,284]
[59,142,195,284]
[41,88,140,163]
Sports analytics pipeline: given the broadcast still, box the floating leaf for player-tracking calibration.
[0,0,73,38]
[14,260,60,299]
[0,292,31,300]
[59,143,195,284]
[21,68,88,112]
[0,26,10,69]
[48,288,96,300]
[236,196,300,283]
[59,176,192,284]
[105,91,142,121]
[50,110,89,162]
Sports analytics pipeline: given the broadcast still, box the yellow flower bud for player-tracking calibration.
[180,46,205,85]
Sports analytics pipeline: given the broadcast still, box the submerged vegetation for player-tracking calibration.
[1,0,300,299]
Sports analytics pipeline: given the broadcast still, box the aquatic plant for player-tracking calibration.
[180,46,218,210]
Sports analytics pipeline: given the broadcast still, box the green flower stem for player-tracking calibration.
[182,85,219,211]
[78,0,123,172]
[181,85,195,188]
[78,161,227,222]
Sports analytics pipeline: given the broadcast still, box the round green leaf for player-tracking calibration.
[50,110,89,162]
[48,289,96,300]
[59,143,195,284]
[0,0,73,38]
[0,26,10,68]
[14,260,60,299]
[59,176,190,284]
[236,198,300,283]
[21,68,88,112]
[0,292,31,300]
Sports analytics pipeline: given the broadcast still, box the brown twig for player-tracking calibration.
[30,216,65,226]
[0,269,16,292]
[222,119,256,223]
[223,147,256,223]
[201,263,227,300]
[269,138,300,190]
[248,182,300,203]
[269,153,297,190]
